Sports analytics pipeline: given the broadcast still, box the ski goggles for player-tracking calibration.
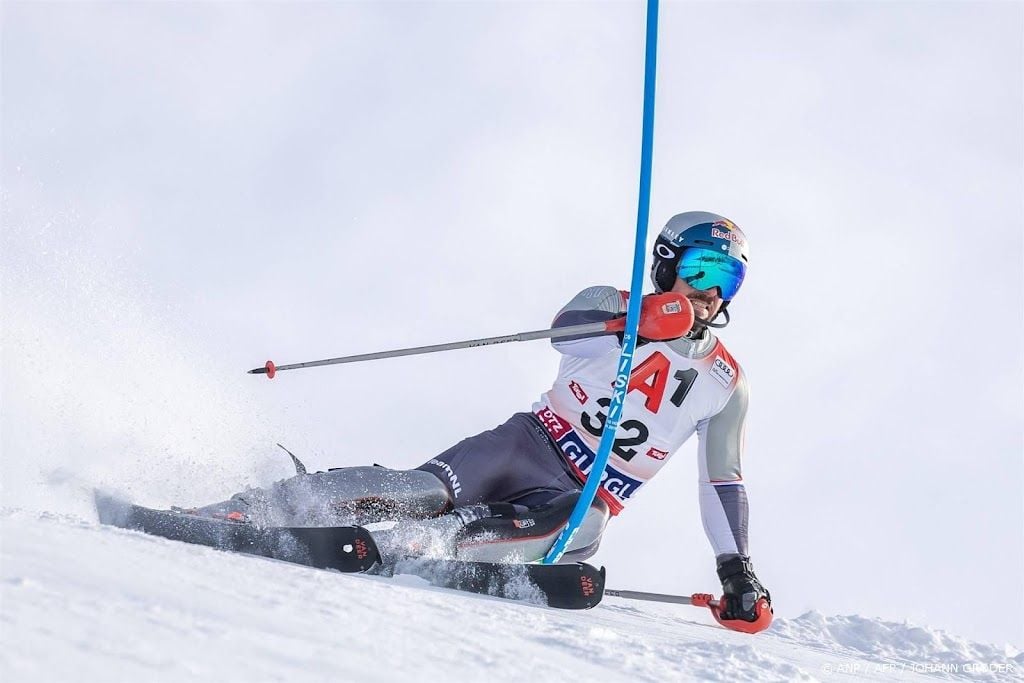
[676,248,746,300]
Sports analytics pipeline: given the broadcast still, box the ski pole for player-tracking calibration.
[605,589,718,607]
[248,292,694,378]
[605,589,773,634]
[249,320,617,378]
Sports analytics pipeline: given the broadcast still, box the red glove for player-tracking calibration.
[640,292,695,340]
[606,292,694,340]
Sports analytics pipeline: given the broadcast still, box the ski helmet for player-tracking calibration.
[650,211,750,298]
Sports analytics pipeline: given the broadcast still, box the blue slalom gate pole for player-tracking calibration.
[543,0,659,564]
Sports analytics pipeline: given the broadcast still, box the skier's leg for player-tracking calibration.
[191,466,452,526]
[377,490,608,563]
[195,411,576,531]
[261,412,564,526]
[415,413,580,506]
[452,491,609,563]
[372,413,598,565]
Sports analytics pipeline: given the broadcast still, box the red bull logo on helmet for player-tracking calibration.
[711,220,745,246]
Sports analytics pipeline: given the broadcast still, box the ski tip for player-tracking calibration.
[93,490,132,527]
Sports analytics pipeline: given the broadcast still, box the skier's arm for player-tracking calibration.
[550,286,626,358]
[696,373,773,623]
[696,373,749,560]
[550,287,692,357]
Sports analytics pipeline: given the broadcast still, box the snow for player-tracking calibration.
[2,509,1020,682]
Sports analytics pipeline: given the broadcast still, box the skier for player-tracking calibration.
[192,211,771,626]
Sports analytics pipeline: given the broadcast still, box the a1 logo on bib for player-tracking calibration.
[710,357,736,388]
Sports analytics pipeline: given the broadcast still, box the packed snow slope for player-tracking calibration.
[2,509,1020,683]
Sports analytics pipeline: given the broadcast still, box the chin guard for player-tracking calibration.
[691,306,730,330]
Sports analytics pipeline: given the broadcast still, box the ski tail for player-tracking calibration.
[386,556,605,609]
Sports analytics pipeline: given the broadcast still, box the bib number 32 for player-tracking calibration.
[580,398,648,462]
[578,368,698,462]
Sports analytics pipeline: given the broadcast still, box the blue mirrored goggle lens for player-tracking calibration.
[675,248,746,300]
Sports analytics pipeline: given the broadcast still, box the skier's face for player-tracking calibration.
[670,277,724,325]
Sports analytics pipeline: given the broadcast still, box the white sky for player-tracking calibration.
[2,1,1022,647]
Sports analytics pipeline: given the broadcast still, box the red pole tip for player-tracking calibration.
[265,360,276,379]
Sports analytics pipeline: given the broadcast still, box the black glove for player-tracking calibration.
[717,555,772,622]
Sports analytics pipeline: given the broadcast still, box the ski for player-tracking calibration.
[95,492,605,609]
[380,556,605,610]
[94,492,380,572]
